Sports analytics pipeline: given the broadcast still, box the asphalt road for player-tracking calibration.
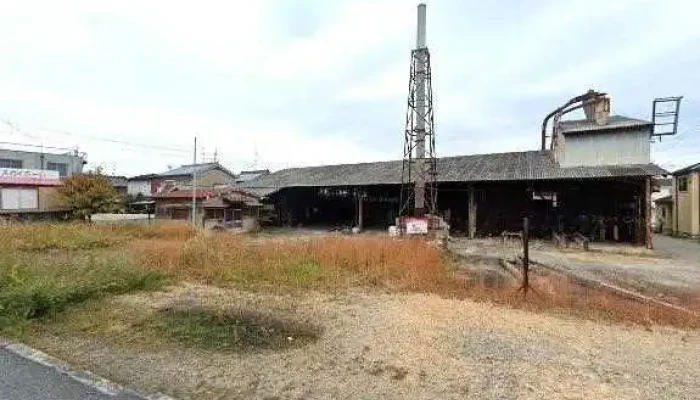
[0,347,147,400]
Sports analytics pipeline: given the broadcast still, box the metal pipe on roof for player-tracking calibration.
[541,90,607,151]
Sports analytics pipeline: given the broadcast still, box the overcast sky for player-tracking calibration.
[0,0,698,176]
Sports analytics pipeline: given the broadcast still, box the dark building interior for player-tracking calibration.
[261,177,650,244]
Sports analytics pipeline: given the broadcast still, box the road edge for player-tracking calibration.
[0,338,176,400]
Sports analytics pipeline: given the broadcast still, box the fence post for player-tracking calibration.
[521,216,530,296]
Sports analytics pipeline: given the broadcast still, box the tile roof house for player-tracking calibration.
[153,162,236,195]
[202,188,263,231]
[151,163,236,222]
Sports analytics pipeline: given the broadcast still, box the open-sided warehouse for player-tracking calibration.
[246,150,663,245]
[245,111,666,247]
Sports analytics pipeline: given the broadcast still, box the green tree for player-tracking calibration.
[57,172,119,222]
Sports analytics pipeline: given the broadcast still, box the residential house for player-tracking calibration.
[151,163,236,223]
[127,173,158,198]
[202,188,263,231]
[151,189,214,223]
[0,148,86,221]
[672,162,700,237]
[153,163,235,194]
[106,175,128,196]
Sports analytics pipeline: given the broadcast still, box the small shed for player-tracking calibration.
[202,188,262,231]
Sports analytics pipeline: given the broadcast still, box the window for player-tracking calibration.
[0,159,23,169]
[46,162,68,177]
[1,188,38,210]
[678,176,689,192]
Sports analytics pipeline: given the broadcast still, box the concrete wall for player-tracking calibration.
[92,213,153,225]
[559,128,651,167]
[0,149,85,176]
[674,171,700,236]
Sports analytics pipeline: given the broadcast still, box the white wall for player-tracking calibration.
[127,180,151,196]
[560,128,651,167]
[1,188,38,210]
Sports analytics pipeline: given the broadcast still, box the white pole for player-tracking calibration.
[416,3,427,49]
[191,136,197,226]
[414,3,428,214]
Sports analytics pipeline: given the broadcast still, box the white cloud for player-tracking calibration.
[0,0,698,176]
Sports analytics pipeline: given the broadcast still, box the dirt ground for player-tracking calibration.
[450,235,700,305]
[27,283,699,400]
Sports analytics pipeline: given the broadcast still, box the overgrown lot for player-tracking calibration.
[0,223,698,399]
[0,223,697,341]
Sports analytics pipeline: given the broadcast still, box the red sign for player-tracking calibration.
[0,168,62,186]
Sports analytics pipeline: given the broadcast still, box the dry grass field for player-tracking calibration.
[1,223,698,399]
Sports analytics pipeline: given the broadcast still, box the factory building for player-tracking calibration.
[245,103,665,248]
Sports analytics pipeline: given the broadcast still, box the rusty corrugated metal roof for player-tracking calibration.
[242,150,667,192]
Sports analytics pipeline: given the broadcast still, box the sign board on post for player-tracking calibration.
[0,168,61,186]
[404,217,429,235]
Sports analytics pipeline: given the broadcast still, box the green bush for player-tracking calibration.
[0,254,167,335]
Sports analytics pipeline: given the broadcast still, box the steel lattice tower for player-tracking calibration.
[399,3,437,218]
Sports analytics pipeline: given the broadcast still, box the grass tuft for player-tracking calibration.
[142,306,321,351]
[0,253,167,336]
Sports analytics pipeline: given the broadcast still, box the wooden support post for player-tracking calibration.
[645,177,653,250]
[357,189,364,231]
[521,217,530,296]
[636,192,644,245]
[468,185,477,239]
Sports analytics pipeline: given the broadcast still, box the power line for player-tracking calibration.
[37,127,191,154]
[0,117,194,155]
[0,141,76,152]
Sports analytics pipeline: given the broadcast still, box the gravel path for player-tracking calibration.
[655,234,700,264]
[26,284,700,400]
[450,237,700,301]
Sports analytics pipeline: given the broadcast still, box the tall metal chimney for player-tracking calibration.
[399,3,438,221]
[414,3,428,213]
[416,3,427,49]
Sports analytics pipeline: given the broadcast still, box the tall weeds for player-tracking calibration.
[0,223,195,251]
[132,235,452,291]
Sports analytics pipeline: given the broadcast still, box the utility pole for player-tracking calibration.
[191,136,197,227]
